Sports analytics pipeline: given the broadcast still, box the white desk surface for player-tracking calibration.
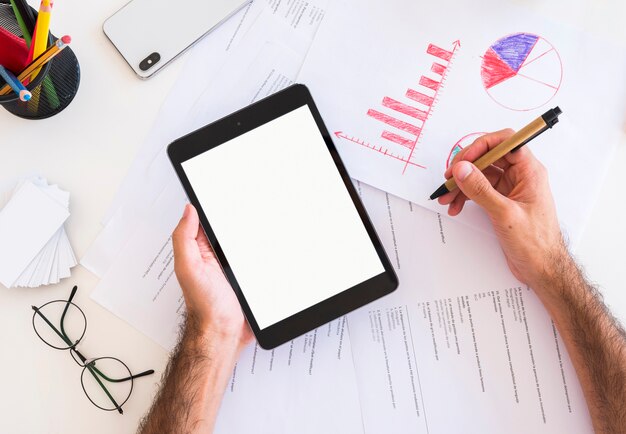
[1,1,625,433]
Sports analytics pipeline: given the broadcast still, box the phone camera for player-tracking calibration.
[237,121,241,126]
[139,52,161,71]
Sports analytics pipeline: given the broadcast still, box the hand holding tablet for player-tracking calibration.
[168,84,397,349]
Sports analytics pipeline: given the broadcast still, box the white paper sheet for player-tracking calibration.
[91,182,365,434]
[215,319,364,434]
[91,182,191,349]
[346,181,592,433]
[297,0,626,246]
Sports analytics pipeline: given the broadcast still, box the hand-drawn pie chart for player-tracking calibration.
[481,33,562,111]
[446,132,486,169]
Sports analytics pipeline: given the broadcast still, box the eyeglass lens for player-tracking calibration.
[33,300,86,350]
[81,357,134,411]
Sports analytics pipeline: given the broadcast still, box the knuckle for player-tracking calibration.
[173,257,188,279]
[527,160,549,185]
[536,161,548,178]
[172,223,183,242]
[171,234,183,257]
[472,178,491,198]
[171,234,180,252]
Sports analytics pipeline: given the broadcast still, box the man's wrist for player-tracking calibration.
[138,313,244,434]
[184,313,247,357]
[530,247,582,306]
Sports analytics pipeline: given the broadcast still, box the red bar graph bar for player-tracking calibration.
[381,131,415,148]
[419,76,440,92]
[406,89,434,107]
[382,97,428,122]
[367,109,421,137]
[431,62,446,76]
[427,44,453,62]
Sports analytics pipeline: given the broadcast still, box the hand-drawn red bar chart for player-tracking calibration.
[481,33,562,111]
[335,40,461,174]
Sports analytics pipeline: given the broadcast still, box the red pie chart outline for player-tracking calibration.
[480,32,564,112]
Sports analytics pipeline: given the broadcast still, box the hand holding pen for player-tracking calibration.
[435,110,565,288]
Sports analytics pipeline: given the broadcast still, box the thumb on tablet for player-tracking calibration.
[173,204,202,268]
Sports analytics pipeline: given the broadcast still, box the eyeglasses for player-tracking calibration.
[31,285,155,414]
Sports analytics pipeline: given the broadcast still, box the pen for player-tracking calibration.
[0,65,31,101]
[0,36,70,97]
[429,107,562,200]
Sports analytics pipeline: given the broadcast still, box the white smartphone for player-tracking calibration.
[103,0,252,79]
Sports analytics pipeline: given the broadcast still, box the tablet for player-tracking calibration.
[168,84,397,349]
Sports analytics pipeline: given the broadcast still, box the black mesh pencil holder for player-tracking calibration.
[0,0,80,119]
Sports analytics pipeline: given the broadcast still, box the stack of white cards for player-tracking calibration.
[0,176,76,288]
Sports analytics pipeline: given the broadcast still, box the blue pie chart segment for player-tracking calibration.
[491,33,539,72]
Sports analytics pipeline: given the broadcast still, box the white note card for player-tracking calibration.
[0,181,69,287]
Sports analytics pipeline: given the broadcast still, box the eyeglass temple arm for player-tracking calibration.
[60,285,78,338]
[91,365,155,383]
[72,348,154,383]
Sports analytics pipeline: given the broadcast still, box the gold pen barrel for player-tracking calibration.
[443,116,547,193]
[473,117,547,171]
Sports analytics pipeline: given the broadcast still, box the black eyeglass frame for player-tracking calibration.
[31,285,155,414]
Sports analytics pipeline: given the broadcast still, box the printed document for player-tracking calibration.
[297,0,626,244]
[349,182,592,433]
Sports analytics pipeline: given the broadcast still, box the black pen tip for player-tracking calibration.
[430,184,449,201]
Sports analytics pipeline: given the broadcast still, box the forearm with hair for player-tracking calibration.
[536,254,626,434]
[137,316,240,434]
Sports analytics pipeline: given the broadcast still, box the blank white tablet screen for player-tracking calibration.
[182,105,384,330]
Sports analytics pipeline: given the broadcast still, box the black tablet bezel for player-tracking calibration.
[168,84,398,349]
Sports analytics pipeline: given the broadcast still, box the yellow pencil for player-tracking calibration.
[0,36,71,97]
[30,0,53,81]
